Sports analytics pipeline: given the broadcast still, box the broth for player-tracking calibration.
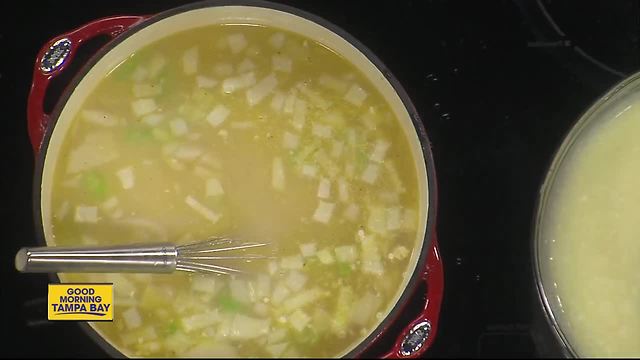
[47,24,422,357]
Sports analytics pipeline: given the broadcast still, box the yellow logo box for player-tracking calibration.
[48,283,113,321]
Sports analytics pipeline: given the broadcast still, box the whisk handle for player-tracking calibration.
[15,244,177,274]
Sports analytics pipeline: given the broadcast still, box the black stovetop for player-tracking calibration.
[3,0,639,358]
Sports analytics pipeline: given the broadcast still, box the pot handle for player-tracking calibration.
[382,236,444,358]
[27,15,149,155]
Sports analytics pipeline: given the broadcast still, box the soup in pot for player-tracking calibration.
[538,92,640,357]
[46,23,423,357]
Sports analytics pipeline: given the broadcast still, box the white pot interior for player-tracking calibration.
[39,4,430,357]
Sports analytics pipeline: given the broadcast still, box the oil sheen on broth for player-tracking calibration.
[539,94,640,357]
[49,24,420,357]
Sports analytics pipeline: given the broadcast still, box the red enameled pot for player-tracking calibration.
[27,1,444,357]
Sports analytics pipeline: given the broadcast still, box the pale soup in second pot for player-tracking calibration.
[538,91,640,357]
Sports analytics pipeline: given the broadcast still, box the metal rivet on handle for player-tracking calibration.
[400,320,431,356]
[40,38,72,74]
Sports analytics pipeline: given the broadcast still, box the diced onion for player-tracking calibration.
[389,245,410,261]
[272,157,285,191]
[289,310,311,332]
[191,276,218,294]
[282,288,323,313]
[318,74,349,93]
[387,206,402,231]
[206,178,224,197]
[312,123,332,138]
[182,47,199,75]
[317,178,331,199]
[230,121,254,129]
[367,206,387,234]
[214,62,234,77]
[246,73,278,106]
[270,91,285,112]
[148,55,167,78]
[227,33,248,54]
[131,98,157,117]
[316,248,335,265]
[361,233,384,275]
[361,163,380,184]
[184,195,221,224]
[131,66,148,82]
[312,200,335,223]
[272,55,292,73]
[182,310,220,333]
[292,99,307,131]
[301,165,318,178]
[338,178,349,202]
[196,75,218,88]
[331,141,344,158]
[268,32,286,49]
[207,104,231,127]
[402,208,418,232]
[343,203,360,221]
[57,201,70,220]
[173,145,203,161]
[344,83,368,106]
[285,271,307,291]
[254,274,271,299]
[371,139,391,163]
[230,278,252,304]
[335,245,357,263]
[385,161,407,193]
[184,342,237,358]
[82,235,98,245]
[268,261,279,276]
[133,83,162,98]
[280,254,303,270]
[74,205,98,223]
[116,166,135,190]
[237,58,256,73]
[170,118,189,136]
[266,343,288,357]
[122,307,142,329]
[222,72,256,94]
[267,329,287,344]
[230,314,270,340]
[351,292,382,326]
[272,282,291,305]
[282,131,300,149]
[299,243,317,257]
[142,113,164,126]
[297,83,331,110]
[283,89,297,114]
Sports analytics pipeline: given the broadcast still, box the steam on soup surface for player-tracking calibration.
[539,94,640,357]
[49,24,421,357]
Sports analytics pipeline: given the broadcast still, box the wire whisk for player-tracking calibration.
[15,237,270,276]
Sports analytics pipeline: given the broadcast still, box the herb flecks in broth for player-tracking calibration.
[50,25,420,358]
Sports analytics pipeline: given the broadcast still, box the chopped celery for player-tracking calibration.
[217,292,244,313]
[332,287,354,336]
[81,171,108,200]
[355,148,368,172]
[126,126,153,143]
[291,141,321,167]
[298,327,320,345]
[165,320,179,336]
[336,262,352,277]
